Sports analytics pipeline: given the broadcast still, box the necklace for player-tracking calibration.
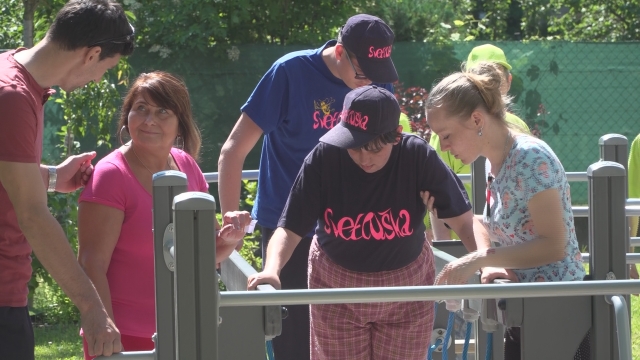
[498,130,511,172]
[501,130,512,166]
[491,130,513,177]
[131,145,170,175]
[487,130,513,225]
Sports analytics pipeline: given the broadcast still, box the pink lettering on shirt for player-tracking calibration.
[368,45,392,58]
[324,208,413,240]
[313,111,341,130]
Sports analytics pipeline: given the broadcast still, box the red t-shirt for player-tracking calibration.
[0,49,55,307]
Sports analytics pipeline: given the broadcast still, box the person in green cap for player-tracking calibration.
[429,44,530,241]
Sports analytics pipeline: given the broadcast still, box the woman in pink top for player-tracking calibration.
[77,71,251,359]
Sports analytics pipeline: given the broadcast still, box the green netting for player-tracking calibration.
[43,41,640,204]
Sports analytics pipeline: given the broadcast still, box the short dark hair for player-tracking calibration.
[48,0,134,60]
[360,129,402,152]
[118,72,202,160]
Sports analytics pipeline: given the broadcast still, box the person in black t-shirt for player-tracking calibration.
[248,85,474,360]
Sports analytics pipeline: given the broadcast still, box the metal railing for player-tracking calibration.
[97,136,639,359]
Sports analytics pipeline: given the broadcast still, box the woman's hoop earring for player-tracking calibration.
[119,125,131,145]
[175,134,184,150]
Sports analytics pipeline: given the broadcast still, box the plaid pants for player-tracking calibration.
[308,239,435,360]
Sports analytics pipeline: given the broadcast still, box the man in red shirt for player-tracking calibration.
[0,1,134,359]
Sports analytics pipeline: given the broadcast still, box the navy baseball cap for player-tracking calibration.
[338,14,398,83]
[320,85,400,149]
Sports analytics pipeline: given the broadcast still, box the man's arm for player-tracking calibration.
[39,152,97,193]
[0,160,121,357]
[218,112,263,215]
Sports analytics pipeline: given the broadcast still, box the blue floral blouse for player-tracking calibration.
[484,135,586,282]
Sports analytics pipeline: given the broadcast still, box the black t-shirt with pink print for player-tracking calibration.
[279,134,471,272]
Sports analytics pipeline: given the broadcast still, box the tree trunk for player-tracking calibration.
[22,0,39,48]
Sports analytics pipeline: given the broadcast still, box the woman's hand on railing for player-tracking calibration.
[480,267,519,284]
[435,251,485,285]
[247,270,281,290]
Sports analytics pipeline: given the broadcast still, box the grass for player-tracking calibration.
[34,323,83,360]
[34,297,640,359]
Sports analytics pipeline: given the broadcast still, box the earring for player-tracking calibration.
[119,125,131,145]
[478,128,483,137]
[175,134,184,150]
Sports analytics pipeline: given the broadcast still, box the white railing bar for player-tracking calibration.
[581,253,640,264]
[628,198,640,206]
[204,170,640,217]
[219,280,640,307]
[95,351,154,359]
[566,172,588,182]
[204,170,259,183]
[630,237,640,247]
[573,205,640,217]
[202,171,591,184]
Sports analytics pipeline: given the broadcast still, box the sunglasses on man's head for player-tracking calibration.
[88,23,135,52]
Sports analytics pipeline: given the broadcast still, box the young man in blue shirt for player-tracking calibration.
[218,14,397,360]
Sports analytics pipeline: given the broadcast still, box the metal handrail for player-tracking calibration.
[202,170,593,184]
[572,205,640,217]
[581,253,640,264]
[219,280,640,307]
[97,352,154,359]
[204,169,259,183]
[606,295,632,360]
[207,170,640,220]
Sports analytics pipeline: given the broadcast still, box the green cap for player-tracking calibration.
[466,44,512,71]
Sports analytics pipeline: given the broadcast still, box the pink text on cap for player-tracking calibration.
[369,45,392,58]
[342,109,369,130]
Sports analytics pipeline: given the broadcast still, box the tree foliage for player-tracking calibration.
[456,0,640,41]
[0,0,23,48]
[549,0,640,41]
[363,0,471,43]
[130,0,368,56]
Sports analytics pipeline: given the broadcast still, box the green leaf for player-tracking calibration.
[125,10,137,21]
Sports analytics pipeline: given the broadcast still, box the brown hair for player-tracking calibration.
[426,62,510,126]
[117,71,202,160]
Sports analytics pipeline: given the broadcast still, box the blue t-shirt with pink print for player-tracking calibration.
[484,135,586,283]
[242,40,393,231]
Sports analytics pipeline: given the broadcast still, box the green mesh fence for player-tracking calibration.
[29,41,640,204]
